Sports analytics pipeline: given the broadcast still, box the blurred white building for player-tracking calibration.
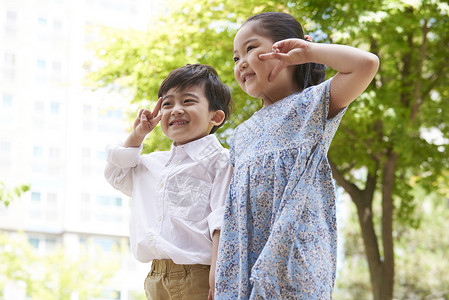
[0,0,163,299]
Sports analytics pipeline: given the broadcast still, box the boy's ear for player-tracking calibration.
[210,110,225,126]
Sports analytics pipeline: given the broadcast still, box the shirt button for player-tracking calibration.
[158,182,163,188]
[148,237,153,241]
[157,216,162,222]
[173,160,178,164]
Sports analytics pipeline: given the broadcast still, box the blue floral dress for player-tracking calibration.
[215,79,346,299]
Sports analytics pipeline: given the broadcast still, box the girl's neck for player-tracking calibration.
[261,85,301,107]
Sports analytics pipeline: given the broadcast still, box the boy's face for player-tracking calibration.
[160,85,221,145]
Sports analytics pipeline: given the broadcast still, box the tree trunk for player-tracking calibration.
[380,152,398,300]
[352,152,397,300]
[354,198,383,300]
[330,155,396,300]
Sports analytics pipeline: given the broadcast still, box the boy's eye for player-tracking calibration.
[233,56,239,63]
[184,99,195,104]
[162,102,171,107]
[247,46,255,52]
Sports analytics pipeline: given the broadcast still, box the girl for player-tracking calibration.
[214,12,379,299]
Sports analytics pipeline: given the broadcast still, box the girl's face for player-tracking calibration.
[233,22,298,105]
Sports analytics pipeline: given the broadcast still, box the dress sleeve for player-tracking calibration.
[104,144,142,197]
[301,78,347,148]
[207,149,233,238]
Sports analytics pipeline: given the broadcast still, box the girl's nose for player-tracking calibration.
[239,59,248,71]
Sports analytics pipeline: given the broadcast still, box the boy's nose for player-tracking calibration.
[171,104,184,115]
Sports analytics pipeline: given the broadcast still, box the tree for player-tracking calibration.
[309,2,449,299]
[334,189,449,299]
[0,233,120,299]
[0,181,29,207]
[87,1,449,299]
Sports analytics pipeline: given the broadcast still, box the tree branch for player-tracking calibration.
[328,157,361,200]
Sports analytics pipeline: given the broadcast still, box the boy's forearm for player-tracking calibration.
[209,230,220,297]
[122,130,146,148]
[211,230,220,265]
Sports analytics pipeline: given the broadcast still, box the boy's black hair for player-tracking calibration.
[243,12,326,91]
[158,64,233,134]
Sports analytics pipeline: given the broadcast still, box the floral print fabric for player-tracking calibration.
[215,79,346,299]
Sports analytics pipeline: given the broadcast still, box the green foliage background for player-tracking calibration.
[87,0,449,298]
[0,233,121,299]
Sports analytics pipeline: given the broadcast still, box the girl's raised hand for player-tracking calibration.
[259,38,311,82]
[133,97,163,137]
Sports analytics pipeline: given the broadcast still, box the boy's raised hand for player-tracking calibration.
[133,97,163,137]
[259,38,311,82]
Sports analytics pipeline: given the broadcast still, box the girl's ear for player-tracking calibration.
[210,110,225,126]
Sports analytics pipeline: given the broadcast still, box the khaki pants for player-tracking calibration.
[144,259,210,300]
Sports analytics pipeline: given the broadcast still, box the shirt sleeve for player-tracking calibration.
[207,148,233,238]
[104,143,143,197]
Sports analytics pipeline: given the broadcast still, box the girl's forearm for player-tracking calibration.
[306,42,379,116]
[306,42,378,75]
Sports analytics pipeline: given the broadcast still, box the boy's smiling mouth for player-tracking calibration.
[169,119,189,126]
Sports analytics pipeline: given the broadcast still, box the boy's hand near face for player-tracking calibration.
[123,97,163,147]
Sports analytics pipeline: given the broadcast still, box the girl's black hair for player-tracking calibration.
[158,64,234,134]
[243,12,326,90]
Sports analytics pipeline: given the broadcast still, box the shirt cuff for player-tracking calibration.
[105,144,143,168]
[207,205,225,238]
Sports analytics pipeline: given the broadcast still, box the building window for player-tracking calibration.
[53,20,63,30]
[6,11,17,23]
[38,17,47,26]
[29,237,40,249]
[96,195,122,207]
[33,146,43,157]
[81,193,90,206]
[0,140,11,153]
[82,148,91,159]
[49,147,60,159]
[47,192,58,205]
[31,192,41,202]
[50,102,60,114]
[2,94,12,108]
[92,237,120,252]
[34,101,44,112]
[96,150,105,160]
[4,53,15,67]
[37,59,46,69]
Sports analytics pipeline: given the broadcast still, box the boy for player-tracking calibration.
[104,64,234,299]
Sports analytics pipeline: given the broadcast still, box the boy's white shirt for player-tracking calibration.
[104,134,232,265]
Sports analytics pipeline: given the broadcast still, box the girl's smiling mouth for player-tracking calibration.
[242,73,256,82]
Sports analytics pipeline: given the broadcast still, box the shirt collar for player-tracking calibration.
[165,134,222,166]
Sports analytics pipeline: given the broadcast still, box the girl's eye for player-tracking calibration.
[184,99,195,104]
[233,56,239,63]
[162,102,171,107]
[247,46,255,52]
